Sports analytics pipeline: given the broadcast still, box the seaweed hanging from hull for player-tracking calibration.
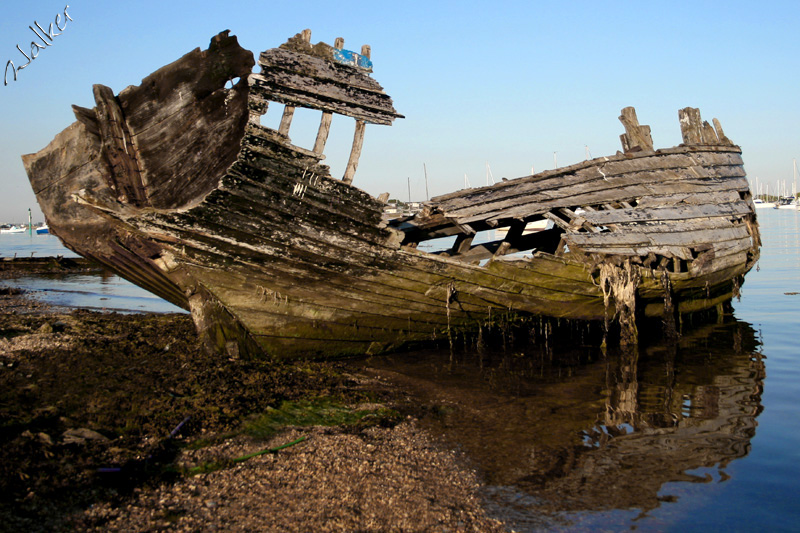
[599,260,641,346]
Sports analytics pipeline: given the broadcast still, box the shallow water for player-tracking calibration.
[0,232,185,314]
[0,231,79,258]
[3,272,186,314]
[3,212,799,530]
[355,208,800,532]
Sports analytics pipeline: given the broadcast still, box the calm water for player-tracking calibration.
[0,232,185,313]
[353,207,800,532]
[2,212,799,531]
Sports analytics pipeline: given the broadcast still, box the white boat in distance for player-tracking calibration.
[773,159,800,209]
[774,196,798,209]
[0,226,26,234]
[753,198,776,209]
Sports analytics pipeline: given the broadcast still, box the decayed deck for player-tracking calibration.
[22,30,759,358]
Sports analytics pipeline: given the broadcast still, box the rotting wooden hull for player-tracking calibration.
[22,30,760,358]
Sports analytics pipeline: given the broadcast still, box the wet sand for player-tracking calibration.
[0,271,506,532]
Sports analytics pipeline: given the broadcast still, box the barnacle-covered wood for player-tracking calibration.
[22,30,760,359]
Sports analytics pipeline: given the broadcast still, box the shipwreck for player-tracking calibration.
[23,30,760,358]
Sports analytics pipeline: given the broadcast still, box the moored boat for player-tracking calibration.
[0,226,26,234]
[753,198,776,208]
[774,196,798,209]
[22,30,761,358]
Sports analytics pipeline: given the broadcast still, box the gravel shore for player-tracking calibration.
[0,285,507,532]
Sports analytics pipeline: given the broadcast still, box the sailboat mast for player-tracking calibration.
[423,163,429,201]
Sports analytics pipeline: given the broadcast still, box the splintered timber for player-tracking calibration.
[22,30,760,358]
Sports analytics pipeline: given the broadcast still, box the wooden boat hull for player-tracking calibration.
[22,31,760,358]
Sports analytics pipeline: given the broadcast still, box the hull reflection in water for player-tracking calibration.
[355,319,764,529]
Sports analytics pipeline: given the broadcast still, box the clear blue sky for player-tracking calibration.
[2,0,798,223]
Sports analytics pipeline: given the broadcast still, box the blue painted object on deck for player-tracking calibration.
[333,48,373,70]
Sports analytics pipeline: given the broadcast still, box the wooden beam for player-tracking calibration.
[92,84,148,206]
[504,220,526,242]
[253,47,403,125]
[450,234,475,256]
[248,98,268,124]
[343,120,366,184]
[543,211,570,230]
[678,107,703,145]
[278,105,295,137]
[712,118,732,146]
[579,202,753,225]
[619,106,653,153]
[493,241,512,258]
[313,111,333,155]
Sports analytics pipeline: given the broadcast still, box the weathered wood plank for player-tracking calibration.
[342,120,366,184]
[147,189,620,324]
[248,78,398,125]
[443,164,748,219]
[198,269,456,331]
[634,190,742,208]
[259,46,386,93]
[457,176,751,226]
[118,31,254,209]
[92,84,147,205]
[431,147,743,209]
[176,210,604,316]
[591,217,741,235]
[71,105,99,136]
[579,202,752,225]
[313,111,333,154]
[278,105,295,137]
[567,225,750,248]
[146,200,579,323]
[618,106,654,153]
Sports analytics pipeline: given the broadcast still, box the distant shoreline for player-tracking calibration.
[0,255,101,277]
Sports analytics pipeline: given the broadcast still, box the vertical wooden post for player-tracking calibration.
[278,105,295,137]
[301,29,312,43]
[313,111,333,155]
[618,107,653,153]
[678,107,703,145]
[334,37,344,50]
[361,44,371,59]
[712,118,732,145]
[248,99,268,124]
[450,233,475,256]
[343,120,366,184]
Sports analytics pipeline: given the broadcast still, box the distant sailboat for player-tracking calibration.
[775,159,799,209]
[752,176,775,208]
[754,198,775,208]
